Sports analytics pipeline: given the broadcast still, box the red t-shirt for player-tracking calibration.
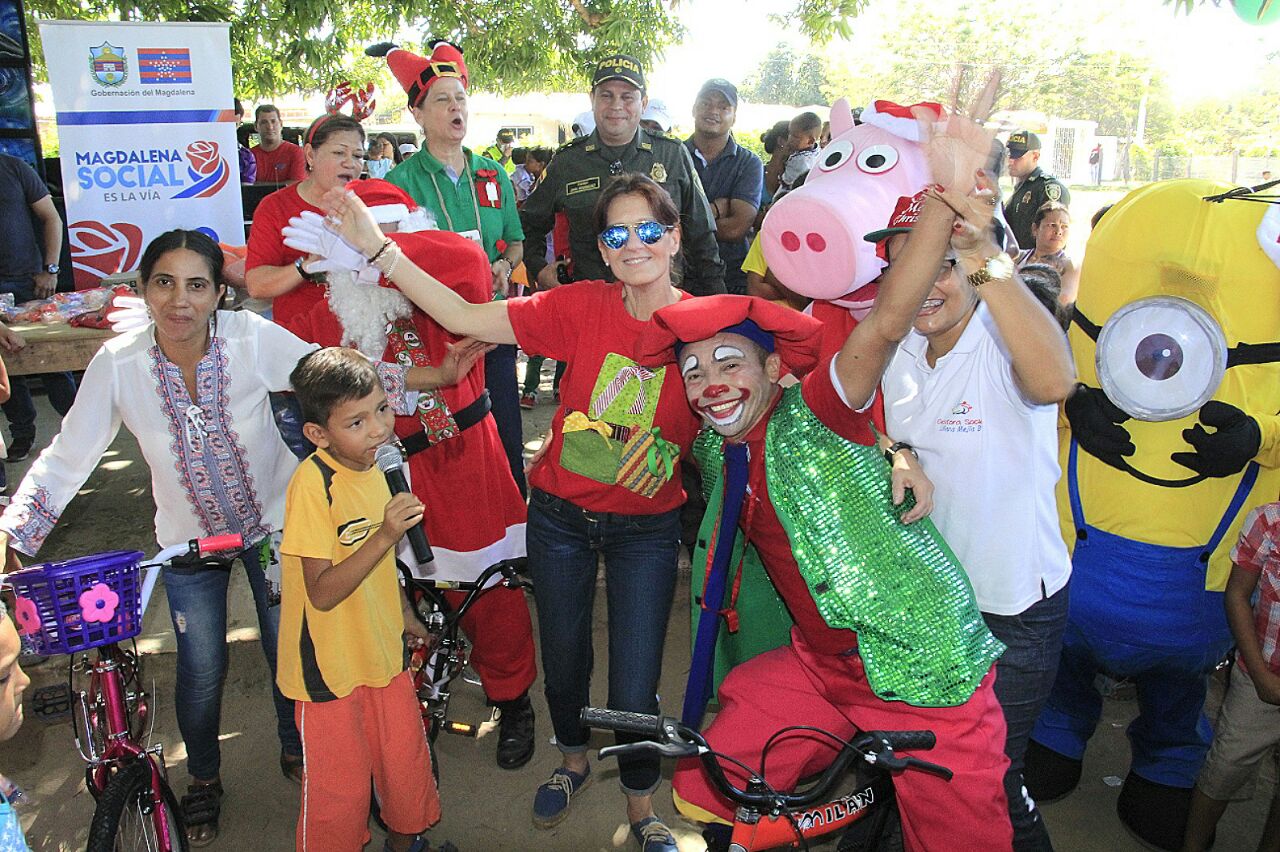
[809,299,886,431]
[245,183,326,324]
[737,356,877,654]
[251,141,307,184]
[507,281,699,515]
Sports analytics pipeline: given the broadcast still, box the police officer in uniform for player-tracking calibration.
[1003,129,1070,251]
[521,54,726,296]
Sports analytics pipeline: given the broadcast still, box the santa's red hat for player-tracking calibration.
[371,41,467,108]
[640,295,823,377]
[859,100,944,142]
[345,179,418,224]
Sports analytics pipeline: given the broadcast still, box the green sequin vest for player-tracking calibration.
[693,384,1003,707]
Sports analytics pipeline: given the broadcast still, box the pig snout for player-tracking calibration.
[763,194,861,298]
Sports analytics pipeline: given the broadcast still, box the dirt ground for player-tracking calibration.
[2,373,1275,851]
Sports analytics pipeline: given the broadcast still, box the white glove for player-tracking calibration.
[106,294,150,333]
[282,211,369,273]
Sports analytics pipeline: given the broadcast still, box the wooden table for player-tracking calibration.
[4,322,117,376]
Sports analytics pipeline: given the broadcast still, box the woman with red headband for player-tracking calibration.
[245,114,367,326]
[374,41,529,498]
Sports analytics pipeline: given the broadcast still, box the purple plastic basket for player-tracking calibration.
[8,550,146,655]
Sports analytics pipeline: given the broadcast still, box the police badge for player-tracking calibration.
[650,162,667,183]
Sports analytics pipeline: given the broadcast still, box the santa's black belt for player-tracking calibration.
[400,390,491,457]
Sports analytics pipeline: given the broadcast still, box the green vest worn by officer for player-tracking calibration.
[519,54,726,296]
[1002,130,1070,250]
[693,384,1004,707]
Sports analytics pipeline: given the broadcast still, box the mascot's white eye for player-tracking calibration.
[1096,296,1227,422]
[856,145,898,174]
[817,140,853,172]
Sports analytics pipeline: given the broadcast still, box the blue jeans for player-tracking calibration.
[0,278,78,445]
[526,489,681,795]
[162,542,300,780]
[984,582,1070,852]
[486,344,526,498]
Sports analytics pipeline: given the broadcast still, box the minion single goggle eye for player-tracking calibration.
[599,221,673,250]
[1095,296,1227,422]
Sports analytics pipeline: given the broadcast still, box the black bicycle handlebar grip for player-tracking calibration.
[880,730,937,752]
[580,707,664,737]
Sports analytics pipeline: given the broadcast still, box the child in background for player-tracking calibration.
[278,347,442,852]
[775,111,822,200]
[1181,499,1280,852]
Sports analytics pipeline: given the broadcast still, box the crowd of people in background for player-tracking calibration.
[0,34,1277,852]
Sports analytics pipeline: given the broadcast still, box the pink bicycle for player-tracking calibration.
[9,534,244,852]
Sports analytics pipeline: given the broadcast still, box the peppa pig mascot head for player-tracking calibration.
[761,98,939,314]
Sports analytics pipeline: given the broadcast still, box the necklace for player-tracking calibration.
[425,150,487,248]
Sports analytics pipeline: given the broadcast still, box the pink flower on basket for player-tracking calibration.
[79,583,120,624]
[12,596,40,636]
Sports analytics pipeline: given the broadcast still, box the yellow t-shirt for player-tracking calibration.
[742,232,769,277]
[276,449,405,703]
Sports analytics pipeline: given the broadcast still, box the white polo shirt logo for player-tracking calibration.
[936,400,982,433]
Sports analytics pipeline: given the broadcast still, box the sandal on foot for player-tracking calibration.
[181,780,223,848]
[280,752,304,784]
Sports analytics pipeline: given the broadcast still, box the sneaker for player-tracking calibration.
[630,816,678,852]
[495,694,535,770]
[532,765,590,829]
[6,439,31,463]
[519,392,537,410]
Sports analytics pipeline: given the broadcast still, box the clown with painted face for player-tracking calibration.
[644,183,1019,852]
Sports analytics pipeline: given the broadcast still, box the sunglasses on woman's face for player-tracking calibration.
[599,220,675,250]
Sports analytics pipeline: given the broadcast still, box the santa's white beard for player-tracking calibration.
[325,269,414,357]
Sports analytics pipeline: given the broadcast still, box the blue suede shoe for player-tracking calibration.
[630,816,678,852]
[532,766,591,829]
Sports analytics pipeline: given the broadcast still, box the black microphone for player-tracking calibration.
[374,444,433,565]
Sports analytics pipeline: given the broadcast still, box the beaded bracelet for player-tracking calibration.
[373,241,400,278]
[368,239,394,265]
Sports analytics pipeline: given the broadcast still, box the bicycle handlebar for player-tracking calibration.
[139,535,247,616]
[580,707,666,738]
[581,708,952,811]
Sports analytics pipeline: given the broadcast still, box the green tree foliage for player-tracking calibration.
[819,0,1182,148]
[23,0,687,97]
[1175,70,1280,155]
[23,1,873,100]
[740,46,830,106]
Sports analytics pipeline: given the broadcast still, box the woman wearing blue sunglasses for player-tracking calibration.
[319,172,699,852]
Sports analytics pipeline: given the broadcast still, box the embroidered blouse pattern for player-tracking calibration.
[7,485,58,554]
[149,339,268,542]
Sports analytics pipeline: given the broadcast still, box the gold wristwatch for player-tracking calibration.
[966,252,1015,288]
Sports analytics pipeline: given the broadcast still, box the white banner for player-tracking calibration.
[40,21,244,289]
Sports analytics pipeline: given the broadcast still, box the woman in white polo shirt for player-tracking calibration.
[877,194,1076,852]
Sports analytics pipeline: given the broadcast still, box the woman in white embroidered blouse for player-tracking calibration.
[0,229,461,846]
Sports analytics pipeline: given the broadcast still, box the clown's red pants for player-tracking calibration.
[673,628,1013,852]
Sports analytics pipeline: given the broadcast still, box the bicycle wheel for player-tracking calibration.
[87,758,188,852]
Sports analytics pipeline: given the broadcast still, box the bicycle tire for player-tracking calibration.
[87,758,188,852]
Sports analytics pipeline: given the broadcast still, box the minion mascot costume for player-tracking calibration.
[1024,178,1280,850]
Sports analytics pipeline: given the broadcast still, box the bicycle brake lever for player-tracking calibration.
[599,741,699,760]
[901,755,954,781]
